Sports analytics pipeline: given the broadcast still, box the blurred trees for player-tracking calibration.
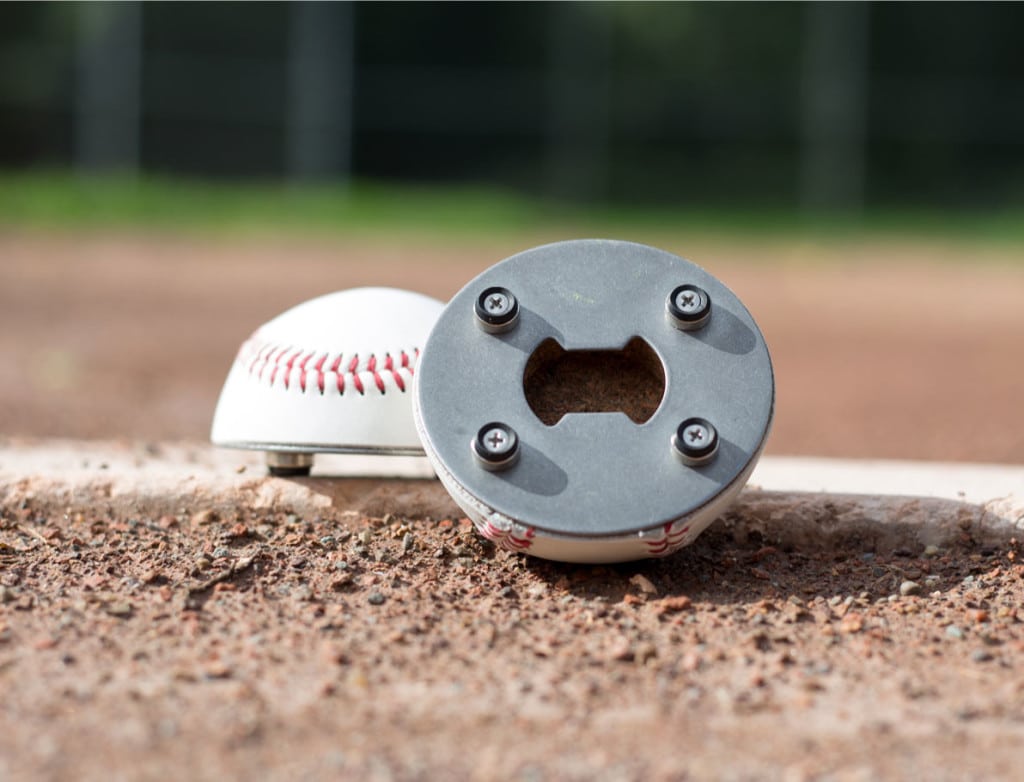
[0,1,1022,210]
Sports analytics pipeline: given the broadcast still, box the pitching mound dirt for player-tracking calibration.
[2,440,1023,780]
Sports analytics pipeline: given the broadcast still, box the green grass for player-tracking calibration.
[0,172,546,239]
[1,171,1023,247]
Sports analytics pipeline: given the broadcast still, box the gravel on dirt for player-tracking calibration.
[1,441,1023,780]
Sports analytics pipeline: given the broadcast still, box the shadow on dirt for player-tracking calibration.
[514,492,1016,607]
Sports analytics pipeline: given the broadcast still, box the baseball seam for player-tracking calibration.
[239,334,420,396]
[643,520,692,557]
[479,519,536,552]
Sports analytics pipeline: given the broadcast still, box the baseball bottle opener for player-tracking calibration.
[414,239,774,563]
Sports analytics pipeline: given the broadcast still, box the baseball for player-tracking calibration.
[211,287,444,474]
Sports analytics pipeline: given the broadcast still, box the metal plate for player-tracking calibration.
[414,239,774,542]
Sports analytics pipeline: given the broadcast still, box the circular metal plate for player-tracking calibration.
[414,240,774,562]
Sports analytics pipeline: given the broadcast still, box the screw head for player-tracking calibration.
[475,286,520,334]
[667,284,711,331]
[472,422,520,470]
[671,417,719,466]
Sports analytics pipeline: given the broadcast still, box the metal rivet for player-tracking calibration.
[266,451,314,476]
[475,286,519,334]
[671,418,718,466]
[472,422,520,470]
[667,284,711,331]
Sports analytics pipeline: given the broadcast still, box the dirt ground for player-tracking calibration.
[1,232,1024,780]
[2,472,1023,782]
[1,232,1022,462]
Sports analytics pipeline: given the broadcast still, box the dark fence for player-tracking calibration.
[1,2,1022,209]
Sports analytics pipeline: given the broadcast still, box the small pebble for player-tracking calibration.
[105,601,133,618]
[629,574,658,596]
[946,625,964,640]
[212,547,231,559]
[900,581,923,597]
[635,642,657,663]
[923,545,940,558]
[320,536,336,548]
[971,649,993,663]
[190,509,218,527]
[367,592,386,606]
[609,640,634,662]
[204,662,232,679]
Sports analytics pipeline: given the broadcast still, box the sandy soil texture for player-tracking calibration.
[1,463,1023,781]
[1,232,1023,780]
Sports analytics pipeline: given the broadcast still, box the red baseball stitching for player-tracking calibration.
[238,335,420,396]
[478,515,691,558]
[506,526,535,552]
[644,521,691,557]
[478,519,535,552]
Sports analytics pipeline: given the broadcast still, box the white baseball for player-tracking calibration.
[211,287,444,457]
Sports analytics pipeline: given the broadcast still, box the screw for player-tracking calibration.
[666,284,711,331]
[472,422,520,470]
[671,417,718,466]
[484,292,512,317]
[475,286,520,334]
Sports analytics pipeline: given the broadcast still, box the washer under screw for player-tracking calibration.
[472,422,520,470]
[475,286,520,334]
[672,418,719,466]
[667,284,711,331]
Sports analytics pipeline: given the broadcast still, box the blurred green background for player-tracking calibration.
[1,1,1023,239]
[2,2,1023,462]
